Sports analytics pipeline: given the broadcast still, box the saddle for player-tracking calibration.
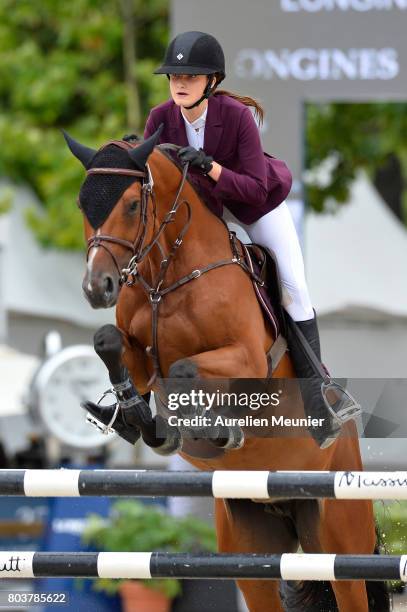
[242,241,287,339]
[229,232,288,375]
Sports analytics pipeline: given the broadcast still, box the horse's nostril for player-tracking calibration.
[104,275,114,295]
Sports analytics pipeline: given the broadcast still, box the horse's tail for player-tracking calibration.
[279,524,392,611]
[279,579,337,611]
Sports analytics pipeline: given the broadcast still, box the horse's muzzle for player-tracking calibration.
[82,272,119,308]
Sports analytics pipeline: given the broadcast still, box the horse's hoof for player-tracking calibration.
[93,325,124,381]
[165,360,206,418]
[177,401,207,419]
[94,324,123,357]
[168,358,198,379]
[81,400,140,445]
[211,425,245,450]
[145,416,182,455]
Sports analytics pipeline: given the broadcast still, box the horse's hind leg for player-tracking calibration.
[324,500,375,612]
[296,498,375,612]
[215,498,299,612]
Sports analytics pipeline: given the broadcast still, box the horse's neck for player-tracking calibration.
[146,174,231,280]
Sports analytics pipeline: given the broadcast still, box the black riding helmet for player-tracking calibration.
[154,31,226,110]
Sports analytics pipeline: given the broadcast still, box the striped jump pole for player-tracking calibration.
[1,469,407,499]
[0,552,406,581]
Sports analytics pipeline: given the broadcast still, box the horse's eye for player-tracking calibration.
[128,200,139,214]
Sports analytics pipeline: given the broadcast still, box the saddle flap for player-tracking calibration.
[243,243,288,338]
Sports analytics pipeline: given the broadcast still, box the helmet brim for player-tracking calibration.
[154,65,219,75]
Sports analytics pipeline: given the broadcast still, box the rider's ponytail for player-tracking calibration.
[212,74,265,126]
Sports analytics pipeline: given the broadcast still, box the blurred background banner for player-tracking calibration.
[173,0,407,193]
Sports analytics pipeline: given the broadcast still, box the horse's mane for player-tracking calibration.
[155,145,217,217]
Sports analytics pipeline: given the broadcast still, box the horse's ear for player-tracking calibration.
[127,123,164,170]
[61,130,97,168]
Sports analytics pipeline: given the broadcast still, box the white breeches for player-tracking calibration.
[223,202,314,322]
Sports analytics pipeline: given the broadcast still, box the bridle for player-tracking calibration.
[83,140,265,384]
[84,140,154,277]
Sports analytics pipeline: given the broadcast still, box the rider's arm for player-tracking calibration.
[210,106,268,207]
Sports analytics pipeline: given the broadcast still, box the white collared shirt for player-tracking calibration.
[181,106,207,149]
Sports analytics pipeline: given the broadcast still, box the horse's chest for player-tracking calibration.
[128,305,152,345]
[128,301,189,352]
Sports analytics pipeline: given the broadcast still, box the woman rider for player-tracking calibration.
[144,31,360,449]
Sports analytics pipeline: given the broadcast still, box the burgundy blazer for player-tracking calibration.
[144,94,292,224]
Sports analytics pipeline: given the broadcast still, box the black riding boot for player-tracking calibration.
[285,312,353,448]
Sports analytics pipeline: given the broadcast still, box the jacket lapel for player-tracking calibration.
[203,95,223,159]
[167,96,224,156]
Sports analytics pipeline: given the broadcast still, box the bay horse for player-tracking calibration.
[63,127,390,612]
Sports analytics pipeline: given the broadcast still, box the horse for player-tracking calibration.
[63,127,390,612]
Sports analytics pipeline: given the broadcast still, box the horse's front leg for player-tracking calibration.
[116,326,151,395]
[165,344,268,450]
[168,343,268,379]
[85,325,181,454]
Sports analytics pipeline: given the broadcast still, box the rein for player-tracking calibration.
[86,141,266,384]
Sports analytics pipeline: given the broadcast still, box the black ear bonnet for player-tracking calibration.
[62,125,163,229]
[79,145,140,229]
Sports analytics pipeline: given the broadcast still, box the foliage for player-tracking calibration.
[2,2,406,248]
[82,499,217,598]
[305,102,407,223]
[0,187,14,215]
[0,0,169,249]
[375,500,407,592]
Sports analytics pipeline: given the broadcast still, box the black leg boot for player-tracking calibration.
[285,312,358,448]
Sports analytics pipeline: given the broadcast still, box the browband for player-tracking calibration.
[86,168,146,178]
[86,139,147,178]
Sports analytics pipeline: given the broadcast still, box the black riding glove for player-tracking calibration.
[178,146,213,175]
